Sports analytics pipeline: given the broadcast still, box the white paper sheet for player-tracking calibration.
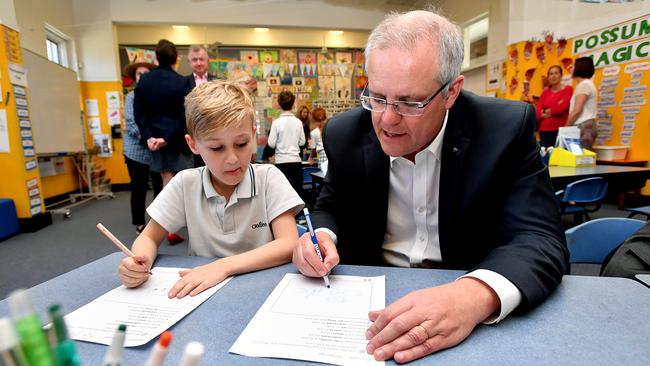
[65,267,231,347]
[230,273,385,366]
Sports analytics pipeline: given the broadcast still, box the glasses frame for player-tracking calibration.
[360,81,450,117]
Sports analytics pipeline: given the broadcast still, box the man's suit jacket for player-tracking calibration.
[184,73,217,90]
[134,65,190,151]
[313,90,569,311]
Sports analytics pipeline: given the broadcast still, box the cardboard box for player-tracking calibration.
[592,146,628,161]
[548,147,596,167]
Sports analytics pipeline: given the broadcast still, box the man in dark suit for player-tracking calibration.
[184,45,217,167]
[292,8,569,364]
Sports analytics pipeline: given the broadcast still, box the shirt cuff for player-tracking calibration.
[314,228,337,245]
[459,269,522,324]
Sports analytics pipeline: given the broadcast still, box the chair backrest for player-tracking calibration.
[560,177,608,204]
[565,217,645,263]
[297,224,307,237]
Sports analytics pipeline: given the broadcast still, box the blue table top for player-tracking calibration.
[1,253,649,365]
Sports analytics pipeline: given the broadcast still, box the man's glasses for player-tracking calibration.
[360,81,449,117]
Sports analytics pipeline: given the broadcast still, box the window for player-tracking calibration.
[46,38,61,64]
[463,13,489,69]
[44,23,75,69]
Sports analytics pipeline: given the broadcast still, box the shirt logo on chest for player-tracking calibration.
[251,221,268,229]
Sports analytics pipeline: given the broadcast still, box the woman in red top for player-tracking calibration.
[536,65,573,148]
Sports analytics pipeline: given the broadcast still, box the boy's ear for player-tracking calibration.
[185,134,200,154]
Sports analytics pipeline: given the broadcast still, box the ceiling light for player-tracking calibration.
[172,25,189,31]
[254,28,270,32]
[329,30,344,35]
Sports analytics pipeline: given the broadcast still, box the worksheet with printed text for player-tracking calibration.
[65,267,231,347]
[230,273,385,366]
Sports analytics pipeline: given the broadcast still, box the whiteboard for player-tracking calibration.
[22,48,84,154]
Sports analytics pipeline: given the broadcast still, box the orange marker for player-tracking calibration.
[144,331,173,366]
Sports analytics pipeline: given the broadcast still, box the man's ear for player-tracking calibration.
[185,134,200,154]
[444,75,465,110]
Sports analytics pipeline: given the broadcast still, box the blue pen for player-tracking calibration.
[303,208,331,288]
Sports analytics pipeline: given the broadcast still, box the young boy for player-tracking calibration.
[267,90,305,195]
[118,81,304,298]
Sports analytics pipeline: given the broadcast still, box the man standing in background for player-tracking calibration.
[185,45,216,167]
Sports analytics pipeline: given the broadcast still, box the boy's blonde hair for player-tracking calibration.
[185,80,255,140]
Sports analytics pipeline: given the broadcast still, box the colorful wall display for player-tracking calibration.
[496,14,650,194]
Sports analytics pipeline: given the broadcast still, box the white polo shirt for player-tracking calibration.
[147,164,304,258]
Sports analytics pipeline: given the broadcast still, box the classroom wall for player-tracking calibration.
[108,0,392,30]
[0,25,45,218]
[13,0,75,59]
[116,24,370,49]
[80,81,129,186]
[508,0,650,44]
[463,66,489,97]
[71,0,121,82]
[0,0,17,30]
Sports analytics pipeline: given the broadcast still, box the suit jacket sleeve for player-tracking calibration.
[468,102,569,310]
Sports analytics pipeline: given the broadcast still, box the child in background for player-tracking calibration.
[118,81,304,298]
[308,107,329,175]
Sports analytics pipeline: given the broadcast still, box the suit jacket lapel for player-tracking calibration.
[439,95,471,261]
[364,124,390,259]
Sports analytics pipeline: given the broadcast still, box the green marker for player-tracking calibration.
[47,304,81,366]
[7,289,56,366]
[102,324,127,366]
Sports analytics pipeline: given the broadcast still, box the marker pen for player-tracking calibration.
[0,317,29,366]
[102,324,127,366]
[7,289,56,366]
[178,341,204,366]
[144,331,172,366]
[47,304,81,366]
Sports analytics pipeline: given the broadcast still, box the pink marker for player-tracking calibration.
[144,331,173,366]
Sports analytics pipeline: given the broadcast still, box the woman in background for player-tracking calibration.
[309,107,329,174]
[123,61,162,234]
[296,105,311,159]
[536,65,573,148]
[567,57,598,148]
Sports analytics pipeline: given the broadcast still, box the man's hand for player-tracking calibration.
[365,277,500,363]
[167,261,228,299]
[292,231,339,277]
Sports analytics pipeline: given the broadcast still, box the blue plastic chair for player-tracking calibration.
[565,217,645,264]
[624,205,650,220]
[302,167,321,191]
[556,177,608,225]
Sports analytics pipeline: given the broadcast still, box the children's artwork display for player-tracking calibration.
[199,47,364,118]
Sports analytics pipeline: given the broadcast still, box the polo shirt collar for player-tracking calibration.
[201,165,257,201]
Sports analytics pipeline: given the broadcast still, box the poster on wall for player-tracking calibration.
[241,50,259,64]
[94,134,112,158]
[260,50,279,64]
[486,61,502,91]
[280,49,297,64]
[0,109,9,153]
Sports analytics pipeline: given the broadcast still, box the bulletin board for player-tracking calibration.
[22,48,84,154]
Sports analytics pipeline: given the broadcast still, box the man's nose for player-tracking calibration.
[380,103,402,126]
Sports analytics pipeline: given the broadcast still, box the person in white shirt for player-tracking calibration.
[292,8,567,364]
[267,90,306,195]
[119,81,303,299]
[308,107,328,174]
[567,57,598,148]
